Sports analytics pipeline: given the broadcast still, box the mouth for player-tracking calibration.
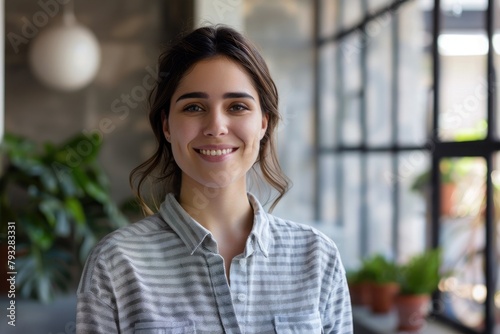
[195,148,237,157]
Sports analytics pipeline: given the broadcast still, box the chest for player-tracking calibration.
[115,251,324,334]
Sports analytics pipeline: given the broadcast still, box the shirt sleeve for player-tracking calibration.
[76,242,120,334]
[77,292,119,333]
[322,250,353,333]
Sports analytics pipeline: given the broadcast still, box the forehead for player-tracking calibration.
[173,56,258,96]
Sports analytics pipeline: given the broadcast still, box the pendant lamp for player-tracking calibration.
[29,2,101,91]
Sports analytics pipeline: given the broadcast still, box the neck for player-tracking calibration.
[178,178,253,235]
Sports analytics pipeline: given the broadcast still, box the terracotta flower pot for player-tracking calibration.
[349,281,372,306]
[370,282,400,314]
[440,183,456,217]
[395,294,431,331]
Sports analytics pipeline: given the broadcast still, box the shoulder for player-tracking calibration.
[86,213,173,260]
[267,214,336,247]
[265,213,341,259]
[249,193,339,257]
[79,214,174,291]
[265,214,347,281]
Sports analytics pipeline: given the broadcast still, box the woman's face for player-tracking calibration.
[163,56,268,191]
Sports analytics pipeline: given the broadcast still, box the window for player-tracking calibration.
[314,0,499,332]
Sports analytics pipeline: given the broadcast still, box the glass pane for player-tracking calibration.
[398,151,430,261]
[495,0,500,140]
[318,154,337,224]
[319,43,337,147]
[367,153,393,256]
[439,157,486,331]
[493,152,500,331]
[342,32,363,92]
[315,155,347,264]
[440,158,484,218]
[340,32,363,146]
[367,0,394,14]
[341,92,362,145]
[398,2,430,145]
[319,0,340,38]
[366,15,393,146]
[342,153,362,268]
[438,3,487,141]
[343,0,364,31]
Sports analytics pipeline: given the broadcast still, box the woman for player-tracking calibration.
[77,25,352,334]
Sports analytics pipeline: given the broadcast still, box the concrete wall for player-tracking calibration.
[4,0,193,205]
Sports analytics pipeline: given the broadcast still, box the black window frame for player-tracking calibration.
[313,0,498,333]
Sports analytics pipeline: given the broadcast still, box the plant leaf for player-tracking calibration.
[65,197,86,226]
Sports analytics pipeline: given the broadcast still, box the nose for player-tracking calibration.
[203,110,228,137]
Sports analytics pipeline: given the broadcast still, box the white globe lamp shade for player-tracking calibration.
[29,18,101,92]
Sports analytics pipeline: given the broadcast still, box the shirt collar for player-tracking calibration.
[160,193,213,255]
[246,193,270,258]
[159,193,270,257]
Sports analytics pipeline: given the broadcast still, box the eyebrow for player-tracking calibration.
[175,91,255,102]
[223,92,255,100]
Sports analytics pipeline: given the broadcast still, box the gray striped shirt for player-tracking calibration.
[77,193,353,333]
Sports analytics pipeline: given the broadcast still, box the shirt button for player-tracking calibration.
[237,293,247,302]
[239,258,247,267]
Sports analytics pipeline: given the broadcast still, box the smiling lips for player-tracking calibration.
[199,148,235,156]
[195,147,237,159]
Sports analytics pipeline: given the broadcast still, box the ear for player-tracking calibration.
[260,113,269,140]
[161,111,171,142]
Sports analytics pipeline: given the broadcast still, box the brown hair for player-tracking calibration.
[130,25,290,214]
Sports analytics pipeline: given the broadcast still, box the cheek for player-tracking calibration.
[239,115,265,138]
[240,124,265,152]
[168,125,194,160]
[170,120,197,143]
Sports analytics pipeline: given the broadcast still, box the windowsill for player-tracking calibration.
[353,306,461,334]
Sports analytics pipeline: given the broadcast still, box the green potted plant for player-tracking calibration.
[411,159,460,217]
[347,265,373,307]
[361,254,400,314]
[411,158,481,218]
[0,133,128,302]
[395,248,442,331]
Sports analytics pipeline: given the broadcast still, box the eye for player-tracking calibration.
[229,104,249,112]
[183,104,204,112]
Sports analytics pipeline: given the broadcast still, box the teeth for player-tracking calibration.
[199,148,233,156]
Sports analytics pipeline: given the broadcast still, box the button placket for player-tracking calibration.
[205,252,241,334]
[231,257,248,304]
[237,293,247,302]
[230,255,249,331]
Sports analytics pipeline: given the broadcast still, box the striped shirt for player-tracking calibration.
[77,193,353,333]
